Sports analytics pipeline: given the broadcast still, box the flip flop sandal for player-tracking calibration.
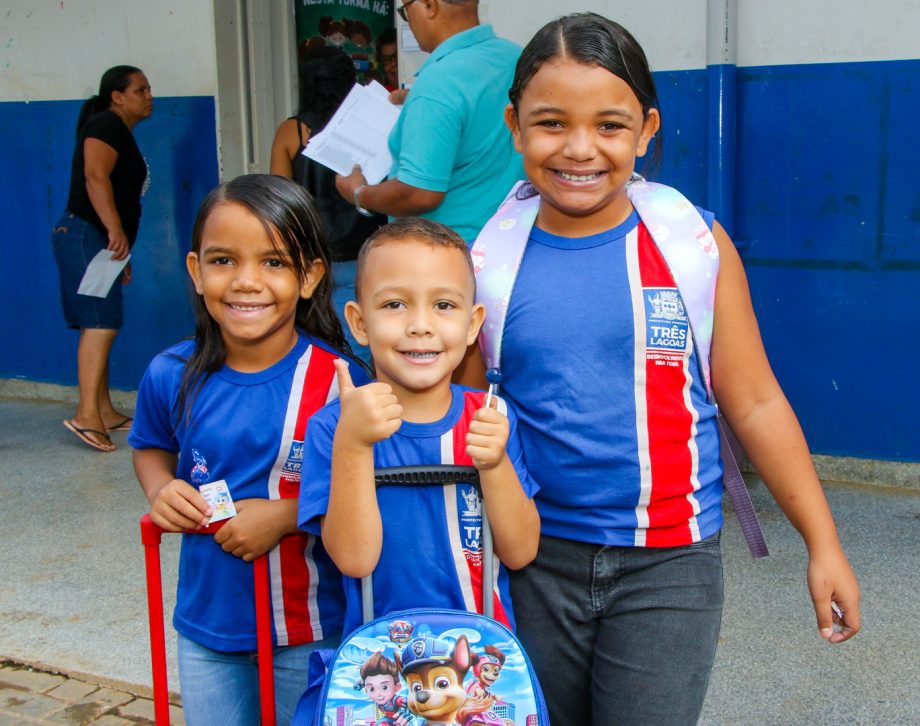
[107,416,133,432]
[63,419,115,452]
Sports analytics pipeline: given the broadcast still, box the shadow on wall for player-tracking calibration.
[0,96,219,391]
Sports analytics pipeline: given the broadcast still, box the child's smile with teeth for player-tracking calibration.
[187,201,324,371]
[556,170,602,182]
[402,350,440,360]
[506,57,660,236]
[346,237,485,420]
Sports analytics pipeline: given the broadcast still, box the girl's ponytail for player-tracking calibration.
[75,95,104,137]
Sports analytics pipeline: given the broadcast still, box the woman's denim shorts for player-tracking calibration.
[51,211,124,330]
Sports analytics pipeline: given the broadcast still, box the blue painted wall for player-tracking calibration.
[0,96,219,391]
[651,60,918,461]
[2,60,917,461]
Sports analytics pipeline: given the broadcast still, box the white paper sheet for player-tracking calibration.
[302,81,401,184]
[76,249,130,298]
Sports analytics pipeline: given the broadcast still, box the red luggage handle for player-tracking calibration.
[140,514,276,726]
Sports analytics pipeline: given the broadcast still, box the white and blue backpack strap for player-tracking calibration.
[472,176,768,558]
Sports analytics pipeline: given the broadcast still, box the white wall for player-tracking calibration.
[737,0,920,66]
[397,0,920,78]
[483,0,708,71]
[0,0,219,101]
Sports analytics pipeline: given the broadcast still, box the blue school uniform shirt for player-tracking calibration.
[497,210,725,548]
[128,332,370,651]
[298,384,538,636]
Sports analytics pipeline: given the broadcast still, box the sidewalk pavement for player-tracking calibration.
[0,662,183,725]
[2,394,919,725]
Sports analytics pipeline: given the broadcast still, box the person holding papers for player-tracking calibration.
[271,45,384,366]
[334,0,522,243]
[51,65,152,452]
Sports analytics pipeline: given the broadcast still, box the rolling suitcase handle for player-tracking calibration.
[361,466,494,624]
[140,514,276,726]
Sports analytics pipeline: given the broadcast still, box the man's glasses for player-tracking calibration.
[397,0,419,22]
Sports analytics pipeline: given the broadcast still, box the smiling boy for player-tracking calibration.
[297,217,539,635]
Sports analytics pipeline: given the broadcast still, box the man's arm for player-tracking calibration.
[335,167,445,217]
[336,92,460,217]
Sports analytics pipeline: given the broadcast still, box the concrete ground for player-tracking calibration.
[1,394,918,725]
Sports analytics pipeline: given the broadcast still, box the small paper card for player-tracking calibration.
[77,249,130,297]
[199,480,237,523]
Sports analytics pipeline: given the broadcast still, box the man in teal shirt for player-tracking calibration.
[335,0,522,242]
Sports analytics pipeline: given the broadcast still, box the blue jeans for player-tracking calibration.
[50,211,125,330]
[177,633,338,726]
[508,532,723,726]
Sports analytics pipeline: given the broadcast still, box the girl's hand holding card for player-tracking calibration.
[213,497,298,562]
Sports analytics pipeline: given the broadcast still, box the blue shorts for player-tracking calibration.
[51,211,124,330]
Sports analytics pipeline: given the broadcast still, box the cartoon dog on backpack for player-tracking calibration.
[460,645,512,726]
[396,635,472,725]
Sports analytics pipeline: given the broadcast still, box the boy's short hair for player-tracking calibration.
[354,217,475,300]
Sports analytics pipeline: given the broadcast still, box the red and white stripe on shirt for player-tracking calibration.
[266,344,340,645]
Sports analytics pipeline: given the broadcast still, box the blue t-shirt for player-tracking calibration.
[497,210,725,548]
[128,332,370,651]
[388,25,523,242]
[298,385,538,636]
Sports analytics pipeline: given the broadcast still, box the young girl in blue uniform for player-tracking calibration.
[129,175,370,725]
[458,14,861,725]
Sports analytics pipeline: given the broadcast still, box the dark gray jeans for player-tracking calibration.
[509,532,723,725]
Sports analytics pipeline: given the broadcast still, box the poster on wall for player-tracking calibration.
[295,0,395,85]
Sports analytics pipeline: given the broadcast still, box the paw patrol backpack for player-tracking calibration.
[291,466,550,726]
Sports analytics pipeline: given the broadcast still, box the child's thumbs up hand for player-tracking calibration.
[334,358,402,446]
[334,357,357,395]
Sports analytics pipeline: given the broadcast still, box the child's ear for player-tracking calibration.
[636,108,661,158]
[467,303,485,345]
[186,252,203,294]
[344,300,370,346]
[300,258,326,299]
[504,104,523,153]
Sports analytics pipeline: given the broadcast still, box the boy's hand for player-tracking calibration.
[150,479,211,531]
[466,402,509,471]
[334,359,402,446]
[214,499,290,561]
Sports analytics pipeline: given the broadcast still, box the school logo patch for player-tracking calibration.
[281,440,304,482]
[645,288,689,354]
[457,484,482,565]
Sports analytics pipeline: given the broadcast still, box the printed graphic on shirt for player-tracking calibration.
[190,448,210,485]
[645,287,690,360]
[281,440,304,484]
[457,483,483,567]
[629,225,704,547]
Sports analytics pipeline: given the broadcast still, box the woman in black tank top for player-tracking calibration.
[270,45,383,365]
